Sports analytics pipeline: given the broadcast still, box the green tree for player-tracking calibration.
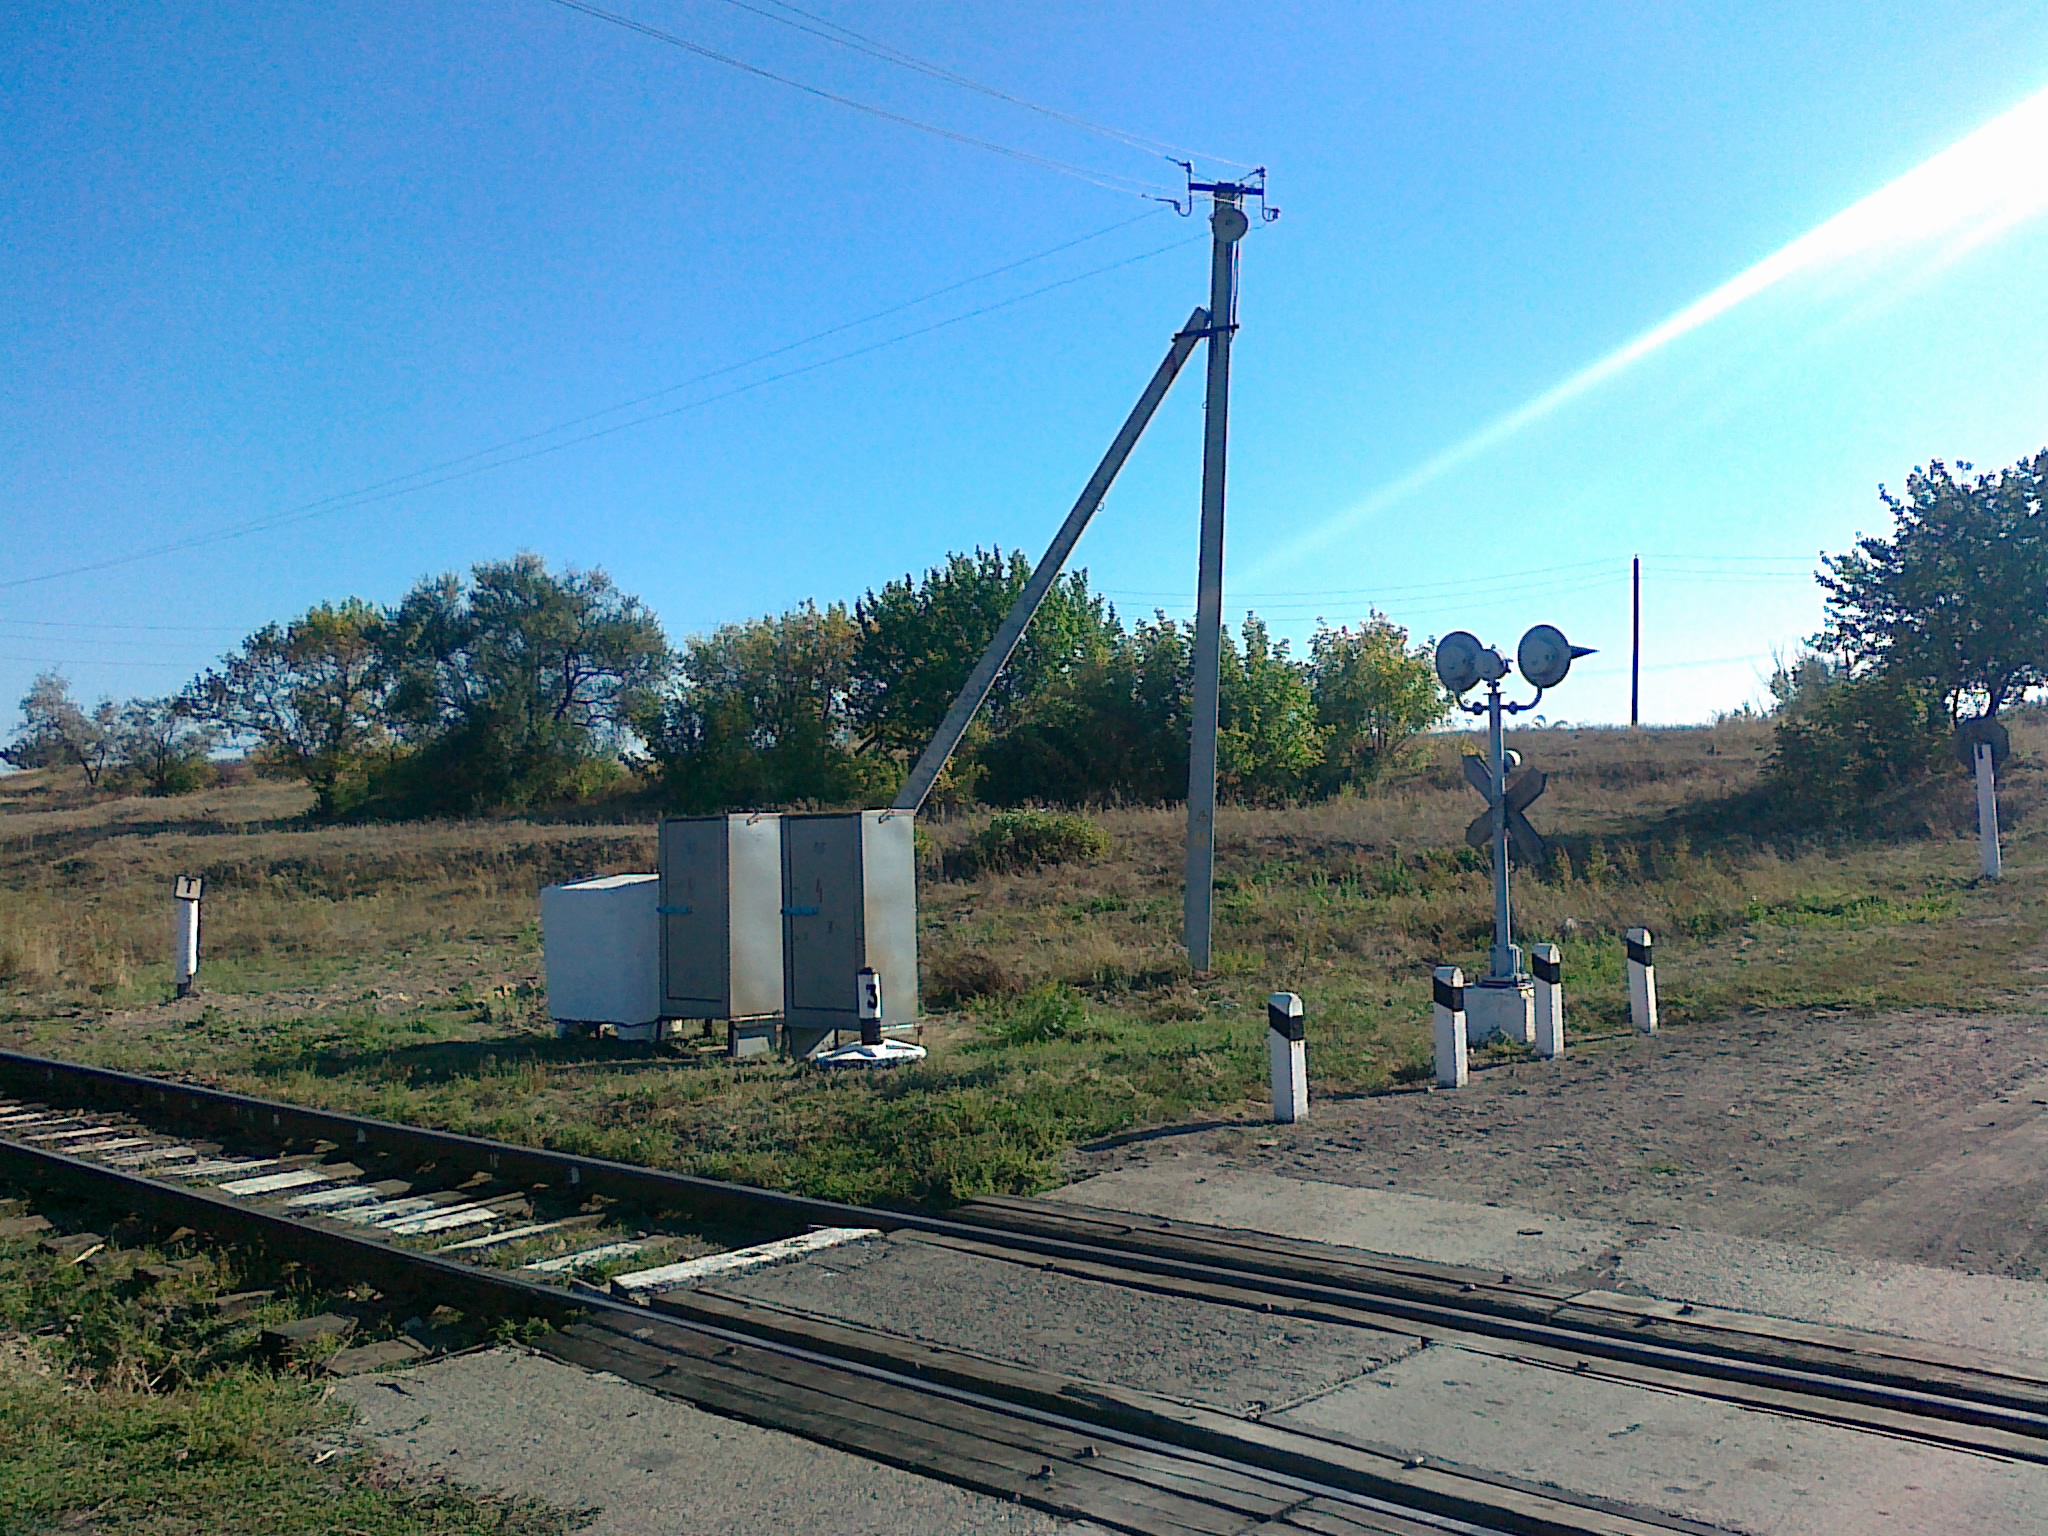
[1307,616,1449,790]
[191,601,389,814]
[641,601,893,812]
[3,672,120,786]
[977,612,1190,805]
[372,554,671,814]
[1217,616,1324,803]
[115,697,219,796]
[850,549,1119,762]
[1819,450,2048,719]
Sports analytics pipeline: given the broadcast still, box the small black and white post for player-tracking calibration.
[1976,742,2003,881]
[1531,942,1564,1059]
[172,875,203,999]
[1625,927,1657,1034]
[858,966,884,1047]
[1267,992,1307,1123]
[1433,966,1468,1088]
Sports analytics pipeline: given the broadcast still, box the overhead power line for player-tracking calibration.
[1,229,1205,594]
[540,0,1174,198]
[709,0,1252,172]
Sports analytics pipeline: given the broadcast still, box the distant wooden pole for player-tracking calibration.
[1630,555,1641,728]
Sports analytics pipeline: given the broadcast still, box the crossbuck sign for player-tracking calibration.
[1462,754,1548,865]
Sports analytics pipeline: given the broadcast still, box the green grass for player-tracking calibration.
[5,720,2048,1210]
[0,1188,575,1536]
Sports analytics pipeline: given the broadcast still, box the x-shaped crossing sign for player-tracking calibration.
[1463,754,1549,866]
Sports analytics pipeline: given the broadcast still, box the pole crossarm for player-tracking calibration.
[891,305,1212,813]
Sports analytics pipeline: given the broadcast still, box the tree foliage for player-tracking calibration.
[850,549,1118,755]
[11,545,1477,820]
[116,697,219,796]
[191,600,388,815]
[640,602,893,812]
[3,672,120,786]
[1217,617,1324,803]
[1819,451,2048,719]
[1307,617,1448,791]
[365,555,671,815]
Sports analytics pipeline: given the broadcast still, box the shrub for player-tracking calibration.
[1762,665,1947,826]
[979,982,1088,1044]
[960,808,1108,875]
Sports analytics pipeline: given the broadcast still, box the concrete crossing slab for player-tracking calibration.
[1277,1344,2048,1535]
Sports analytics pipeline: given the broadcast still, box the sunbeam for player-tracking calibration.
[1247,81,2048,581]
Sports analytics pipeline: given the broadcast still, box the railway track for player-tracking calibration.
[4,1046,2045,1535]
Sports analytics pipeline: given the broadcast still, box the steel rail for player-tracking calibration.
[3,1047,2045,1447]
[0,1132,1658,1536]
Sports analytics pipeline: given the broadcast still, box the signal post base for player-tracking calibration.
[1465,978,1534,1047]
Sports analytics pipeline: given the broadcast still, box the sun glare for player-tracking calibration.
[1247,82,2048,580]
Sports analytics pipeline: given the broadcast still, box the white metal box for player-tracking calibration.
[658,814,784,1020]
[539,873,661,1029]
[781,810,918,1035]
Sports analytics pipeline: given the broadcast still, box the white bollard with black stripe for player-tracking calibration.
[1267,992,1308,1123]
[1432,966,1468,1088]
[1531,942,1564,1059]
[1625,926,1658,1034]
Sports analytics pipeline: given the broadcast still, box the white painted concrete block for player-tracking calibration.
[1433,966,1468,1089]
[540,873,661,1028]
[1267,992,1307,1123]
[1465,979,1533,1046]
[1532,943,1564,1059]
[1626,927,1658,1034]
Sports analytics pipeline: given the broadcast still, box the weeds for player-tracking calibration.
[0,1188,573,1534]
[957,808,1108,875]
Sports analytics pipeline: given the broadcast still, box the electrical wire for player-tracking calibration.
[540,0,1174,198]
[0,230,1206,594]
[708,0,1254,172]
[0,618,246,634]
[8,206,1162,567]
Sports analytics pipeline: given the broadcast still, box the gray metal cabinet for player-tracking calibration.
[781,810,918,1032]
[658,814,783,1020]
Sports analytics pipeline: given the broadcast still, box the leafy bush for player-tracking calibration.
[979,982,1088,1044]
[960,808,1108,875]
[1762,664,1948,825]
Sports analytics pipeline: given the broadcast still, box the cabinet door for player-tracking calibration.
[659,819,728,1013]
[784,819,863,1019]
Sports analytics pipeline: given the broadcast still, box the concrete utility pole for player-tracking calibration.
[1184,185,1249,975]
[892,307,1210,814]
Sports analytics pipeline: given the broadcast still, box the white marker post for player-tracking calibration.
[1976,742,2003,881]
[172,875,203,999]
[1625,927,1657,1035]
[1267,992,1307,1123]
[1433,966,1468,1088]
[1531,942,1564,1059]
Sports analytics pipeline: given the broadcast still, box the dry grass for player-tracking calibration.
[1,716,2042,1205]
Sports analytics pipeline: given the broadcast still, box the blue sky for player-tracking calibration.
[6,1,2048,728]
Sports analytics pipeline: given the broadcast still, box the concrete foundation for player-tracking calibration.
[1465,976,1533,1046]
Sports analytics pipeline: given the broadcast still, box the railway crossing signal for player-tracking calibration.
[1436,624,1591,982]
